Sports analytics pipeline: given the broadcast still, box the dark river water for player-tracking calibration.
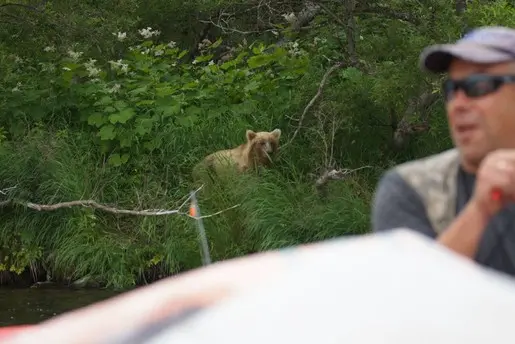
[0,287,123,326]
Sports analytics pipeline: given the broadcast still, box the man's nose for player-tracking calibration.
[447,89,472,113]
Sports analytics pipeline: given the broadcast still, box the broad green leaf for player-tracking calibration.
[155,86,176,97]
[340,67,363,81]
[114,100,129,110]
[252,43,265,54]
[134,118,154,136]
[209,38,223,49]
[129,87,148,95]
[87,112,105,127]
[135,99,155,106]
[109,108,136,124]
[140,40,154,47]
[220,60,236,70]
[177,114,198,127]
[182,81,198,90]
[94,96,113,106]
[247,55,272,69]
[244,80,261,93]
[107,153,129,166]
[119,134,133,148]
[98,124,116,140]
[157,104,181,117]
[194,54,214,63]
[143,137,161,152]
[184,105,202,116]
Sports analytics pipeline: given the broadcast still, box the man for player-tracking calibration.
[372,26,515,276]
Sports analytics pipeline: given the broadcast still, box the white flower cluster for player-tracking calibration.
[38,62,55,72]
[106,83,121,94]
[109,59,129,74]
[153,40,178,57]
[67,50,83,61]
[113,32,127,41]
[127,40,178,58]
[313,37,327,46]
[11,82,22,93]
[28,27,180,89]
[285,40,306,56]
[138,27,160,39]
[9,54,23,64]
[84,59,101,77]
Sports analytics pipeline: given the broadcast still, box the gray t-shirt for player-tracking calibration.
[372,167,515,276]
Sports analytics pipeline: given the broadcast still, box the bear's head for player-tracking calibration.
[245,128,281,164]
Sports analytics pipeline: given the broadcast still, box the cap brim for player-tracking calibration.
[420,42,514,73]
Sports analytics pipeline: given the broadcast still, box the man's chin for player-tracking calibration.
[457,145,488,173]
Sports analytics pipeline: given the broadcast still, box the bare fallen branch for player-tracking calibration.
[199,18,277,35]
[315,166,372,187]
[0,185,17,195]
[0,185,240,220]
[315,166,373,197]
[283,61,346,148]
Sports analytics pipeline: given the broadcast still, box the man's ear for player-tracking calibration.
[271,128,281,140]
[246,130,257,141]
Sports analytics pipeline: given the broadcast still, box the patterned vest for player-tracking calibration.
[394,148,461,234]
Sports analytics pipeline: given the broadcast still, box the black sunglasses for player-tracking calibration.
[442,74,515,101]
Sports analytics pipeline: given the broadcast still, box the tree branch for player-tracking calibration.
[199,18,276,35]
[317,2,346,27]
[315,166,373,197]
[355,4,421,25]
[0,185,240,220]
[283,61,346,148]
[393,91,439,148]
[291,0,321,32]
[343,0,358,65]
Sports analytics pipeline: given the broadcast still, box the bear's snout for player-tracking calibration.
[263,141,273,153]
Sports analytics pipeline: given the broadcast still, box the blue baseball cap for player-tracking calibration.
[420,26,515,73]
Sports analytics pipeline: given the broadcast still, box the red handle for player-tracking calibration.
[491,189,502,201]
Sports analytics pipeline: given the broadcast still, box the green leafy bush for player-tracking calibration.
[4,28,309,167]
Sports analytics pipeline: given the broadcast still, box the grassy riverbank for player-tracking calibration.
[0,127,375,288]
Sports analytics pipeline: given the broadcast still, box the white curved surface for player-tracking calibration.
[147,229,515,343]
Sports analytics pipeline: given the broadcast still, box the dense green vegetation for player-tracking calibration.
[0,0,513,289]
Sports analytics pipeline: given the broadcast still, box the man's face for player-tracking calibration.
[446,59,515,171]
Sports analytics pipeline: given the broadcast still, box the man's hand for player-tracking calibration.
[437,149,515,258]
[471,149,515,219]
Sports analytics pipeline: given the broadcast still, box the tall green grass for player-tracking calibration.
[0,122,374,289]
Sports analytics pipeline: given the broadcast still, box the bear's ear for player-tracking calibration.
[271,128,281,140]
[246,130,257,141]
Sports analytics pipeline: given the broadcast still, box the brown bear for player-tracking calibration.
[193,128,282,182]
